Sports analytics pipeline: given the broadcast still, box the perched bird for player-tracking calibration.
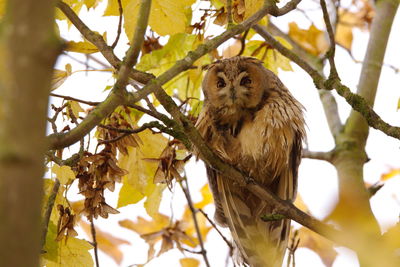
[195,56,306,267]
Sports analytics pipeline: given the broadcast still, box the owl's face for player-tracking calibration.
[202,57,269,117]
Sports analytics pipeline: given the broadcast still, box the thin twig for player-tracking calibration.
[90,218,100,267]
[320,0,338,79]
[198,209,233,251]
[111,0,123,49]
[178,175,211,267]
[50,93,100,106]
[236,30,249,56]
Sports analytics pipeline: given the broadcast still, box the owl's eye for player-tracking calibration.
[217,78,226,88]
[240,76,252,86]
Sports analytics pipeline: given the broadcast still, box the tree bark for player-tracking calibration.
[0,0,60,266]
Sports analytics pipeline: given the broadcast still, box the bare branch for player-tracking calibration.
[320,0,338,79]
[178,176,211,267]
[198,209,233,251]
[110,0,123,49]
[90,218,100,267]
[50,93,100,106]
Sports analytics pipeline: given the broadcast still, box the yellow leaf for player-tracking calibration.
[298,227,337,266]
[119,214,170,236]
[44,237,94,267]
[288,22,329,56]
[65,40,99,54]
[51,70,68,91]
[56,0,84,22]
[244,0,264,19]
[117,177,144,207]
[381,168,400,181]
[103,0,129,16]
[124,0,194,39]
[180,258,200,267]
[51,164,75,185]
[84,0,101,9]
[194,184,213,209]
[118,130,168,208]
[80,221,130,264]
[144,184,167,218]
[69,101,84,118]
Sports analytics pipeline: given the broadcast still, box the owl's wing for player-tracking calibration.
[216,130,303,267]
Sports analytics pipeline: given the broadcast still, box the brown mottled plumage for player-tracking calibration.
[195,57,306,267]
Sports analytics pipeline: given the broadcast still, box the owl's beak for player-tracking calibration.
[230,87,237,101]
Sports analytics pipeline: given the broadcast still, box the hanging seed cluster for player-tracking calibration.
[76,145,127,219]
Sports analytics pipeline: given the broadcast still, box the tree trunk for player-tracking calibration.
[0,0,60,266]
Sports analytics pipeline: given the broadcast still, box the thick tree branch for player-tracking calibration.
[253,24,400,140]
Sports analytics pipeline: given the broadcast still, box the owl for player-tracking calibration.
[195,56,306,267]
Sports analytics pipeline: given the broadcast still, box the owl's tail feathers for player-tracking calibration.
[219,179,290,267]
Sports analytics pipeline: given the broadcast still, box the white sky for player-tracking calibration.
[51,0,400,266]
